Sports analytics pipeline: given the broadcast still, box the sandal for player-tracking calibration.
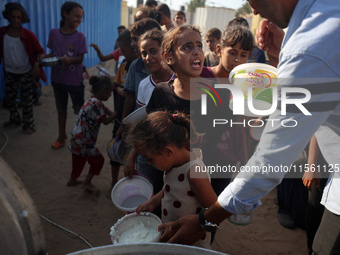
[51,140,65,150]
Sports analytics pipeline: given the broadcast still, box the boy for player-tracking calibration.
[173,11,186,27]
[204,27,221,67]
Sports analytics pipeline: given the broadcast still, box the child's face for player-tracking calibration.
[9,10,22,28]
[168,30,204,79]
[218,42,250,73]
[206,36,219,53]
[173,14,186,27]
[99,86,113,101]
[64,7,83,30]
[130,32,140,55]
[119,42,137,61]
[140,39,162,75]
[139,149,172,172]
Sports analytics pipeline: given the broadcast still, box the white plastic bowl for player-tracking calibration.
[107,136,131,165]
[110,212,161,244]
[111,175,153,213]
[122,106,148,125]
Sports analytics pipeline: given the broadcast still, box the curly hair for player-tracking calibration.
[127,111,198,155]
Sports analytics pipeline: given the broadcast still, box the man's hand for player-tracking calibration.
[159,214,205,244]
[255,20,285,59]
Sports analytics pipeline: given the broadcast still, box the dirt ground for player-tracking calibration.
[0,62,308,254]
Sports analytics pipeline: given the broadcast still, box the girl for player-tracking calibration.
[0,2,46,134]
[42,1,87,149]
[67,76,116,192]
[136,29,175,108]
[123,26,205,217]
[130,111,217,249]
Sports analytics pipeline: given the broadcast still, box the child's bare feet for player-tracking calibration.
[67,179,82,186]
[82,182,100,192]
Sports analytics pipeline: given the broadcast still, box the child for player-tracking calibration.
[201,24,254,195]
[107,29,138,198]
[173,11,187,27]
[203,27,221,67]
[136,29,175,107]
[42,1,87,149]
[156,4,175,31]
[0,2,46,134]
[67,76,116,192]
[130,111,217,249]
[116,18,161,137]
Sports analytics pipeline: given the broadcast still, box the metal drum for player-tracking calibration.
[0,157,46,255]
[67,243,227,255]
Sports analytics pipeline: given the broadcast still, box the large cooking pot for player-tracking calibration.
[0,157,46,255]
[67,243,227,255]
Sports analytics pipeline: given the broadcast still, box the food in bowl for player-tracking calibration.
[110,212,161,244]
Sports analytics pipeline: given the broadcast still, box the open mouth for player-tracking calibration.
[191,60,201,69]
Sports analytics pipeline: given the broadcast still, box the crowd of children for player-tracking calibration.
[0,1,331,253]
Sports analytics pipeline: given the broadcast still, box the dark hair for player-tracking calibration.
[127,111,198,154]
[117,29,132,46]
[60,1,84,28]
[134,6,162,23]
[156,4,171,19]
[228,17,249,28]
[174,11,186,18]
[2,2,30,23]
[162,25,201,71]
[89,76,112,95]
[138,28,164,48]
[130,18,161,36]
[220,25,254,52]
[118,25,126,30]
[205,27,221,40]
[145,0,158,8]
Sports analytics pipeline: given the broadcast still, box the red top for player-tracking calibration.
[0,25,46,82]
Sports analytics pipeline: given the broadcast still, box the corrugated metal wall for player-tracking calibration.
[0,0,121,102]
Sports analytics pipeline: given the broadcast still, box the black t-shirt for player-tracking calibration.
[146,79,236,166]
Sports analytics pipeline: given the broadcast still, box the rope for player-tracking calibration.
[39,214,93,248]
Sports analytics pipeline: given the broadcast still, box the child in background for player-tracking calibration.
[136,29,174,107]
[116,18,161,137]
[42,1,87,149]
[173,11,186,27]
[0,2,46,134]
[203,27,221,67]
[227,17,266,64]
[131,111,217,249]
[107,29,138,198]
[156,4,175,32]
[68,76,116,192]
[201,24,254,195]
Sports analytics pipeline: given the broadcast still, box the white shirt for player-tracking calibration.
[218,0,340,215]
[3,34,31,74]
[136,73,175,107]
